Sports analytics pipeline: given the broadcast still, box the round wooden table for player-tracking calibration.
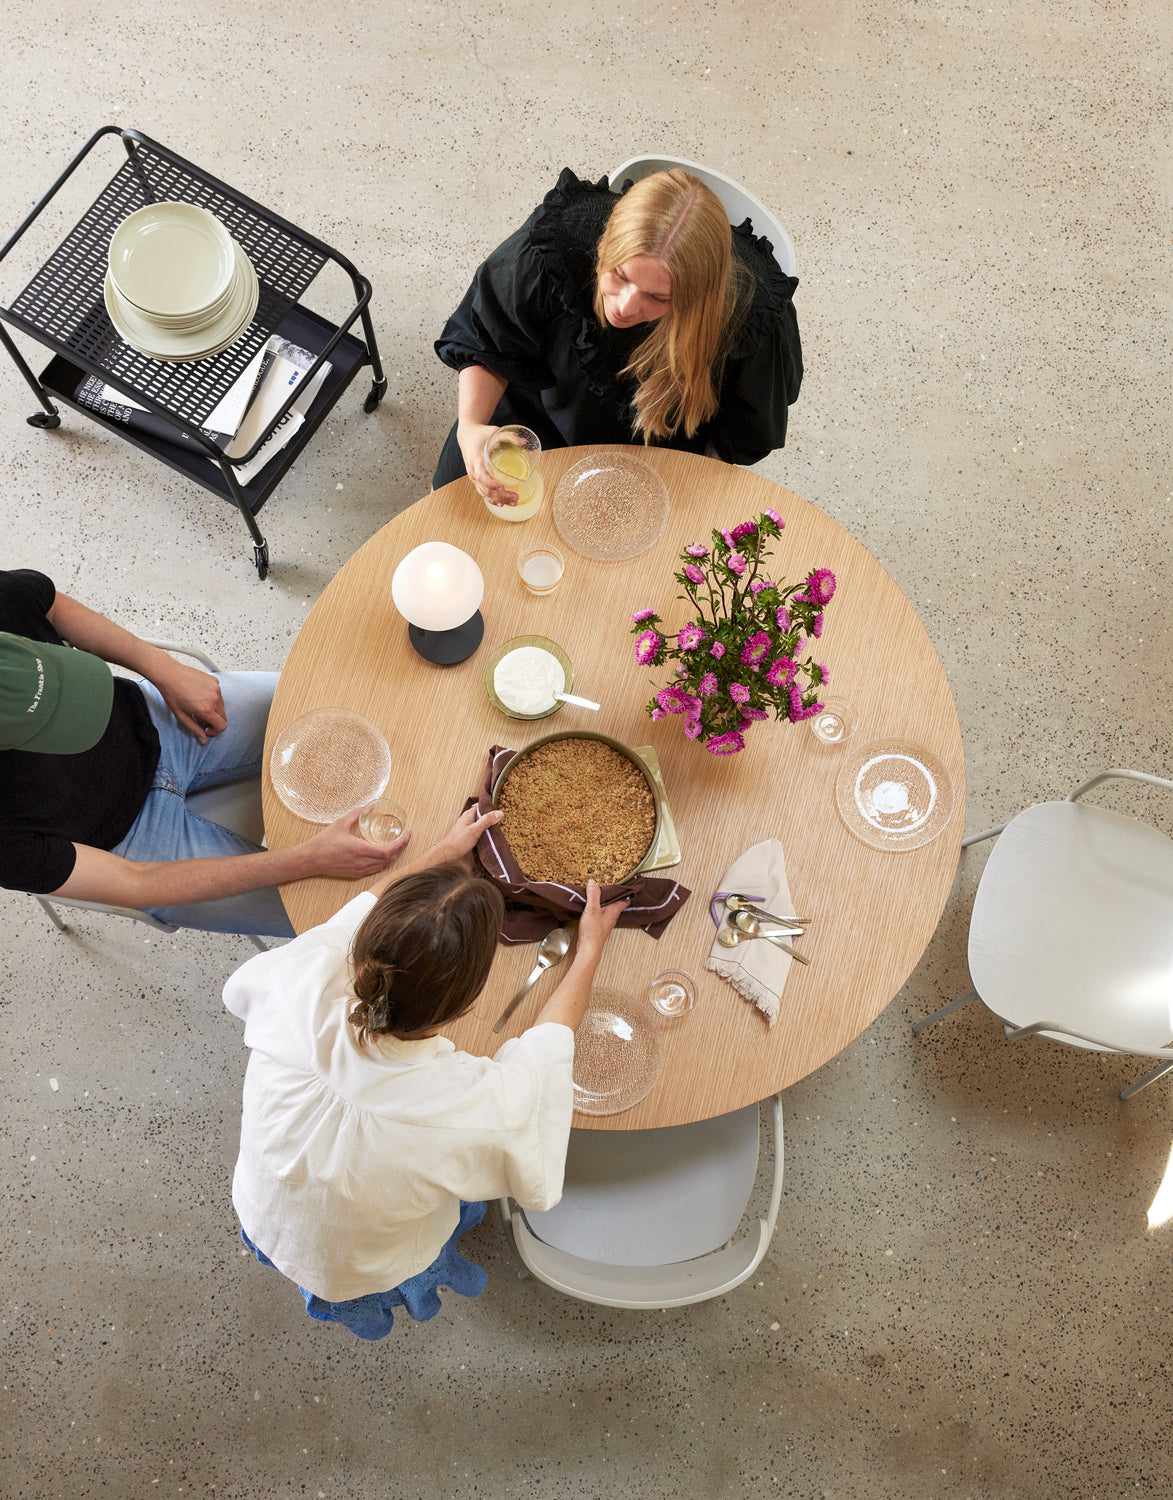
[263,446,965,1128]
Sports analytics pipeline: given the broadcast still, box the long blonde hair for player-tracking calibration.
[593,170,749,443]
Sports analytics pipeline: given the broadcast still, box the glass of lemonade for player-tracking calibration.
[517,543,565,595]
[483,425,543,522]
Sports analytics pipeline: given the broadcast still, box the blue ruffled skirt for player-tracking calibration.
[240,1199,488,1341]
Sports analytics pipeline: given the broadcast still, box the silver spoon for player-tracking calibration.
[719,915,810,965]
[733,909,805,940]
[491,927,573,1032]
[725,894,811,929]
[554,692,600,710]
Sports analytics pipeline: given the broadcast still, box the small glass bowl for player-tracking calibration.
[484,635,573,721]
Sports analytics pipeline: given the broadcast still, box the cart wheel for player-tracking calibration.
[254,542,269,581]
[27,410,61,430]
[363,377,388,414]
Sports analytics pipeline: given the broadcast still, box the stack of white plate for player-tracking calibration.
[104,201,259,362]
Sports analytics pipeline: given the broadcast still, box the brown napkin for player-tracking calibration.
[705,840,798,1026]
[468,745,690,944]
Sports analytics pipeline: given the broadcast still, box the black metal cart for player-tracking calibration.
[0,126,387,579]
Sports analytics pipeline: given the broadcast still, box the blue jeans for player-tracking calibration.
[111,672,295,938]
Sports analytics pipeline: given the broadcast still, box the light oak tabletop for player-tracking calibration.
[263,446,965,1129]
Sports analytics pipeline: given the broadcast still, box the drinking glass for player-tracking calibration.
[358,797,407,842]
[809,698,858,745]
[483,425,543,521]
[647,970,697,1019]
[517,542,565,595]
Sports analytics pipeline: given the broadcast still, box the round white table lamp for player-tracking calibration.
[391,542,485,664]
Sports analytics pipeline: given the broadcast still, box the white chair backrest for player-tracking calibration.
[608,154,797,277]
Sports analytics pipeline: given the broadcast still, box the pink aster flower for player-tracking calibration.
[730,520,757,543]
[699,671,719,697]
[684,563,705,586]
[794,701,824,721]
[683,718,702,740]
[741,706,769,722]
[818,662,830,685]
[766,657,798,687]
[765,508,784,527]
[775,606,791,632]
[811,612,824,638]
[803,568,837,608]
[677,622,705,651]
[685,542,708,559]
[749,578,775,596]
[786,682,805,719]
[634,629,663,665]
[650,707,667,721]
[729,682,751,703]
[631,607,657,623]
[710,642,726,659]
[657,683,695,715]
[728,552,747,576]
[740,631,771,667]
[706,731,746,755]
[720,529,736,549]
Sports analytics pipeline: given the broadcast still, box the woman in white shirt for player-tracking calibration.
[223,806,626,1339]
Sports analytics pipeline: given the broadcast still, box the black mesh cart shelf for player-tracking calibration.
[0,126,387,580]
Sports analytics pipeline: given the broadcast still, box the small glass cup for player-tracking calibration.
[358,797,407,842]
[809,698,858,745]
[483,425,543,522]
[648,970,697,1019]
[517,542,565,595]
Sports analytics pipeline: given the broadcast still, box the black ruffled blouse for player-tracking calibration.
[434,169,803,466]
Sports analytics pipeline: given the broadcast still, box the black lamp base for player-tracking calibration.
[407,611,485,665]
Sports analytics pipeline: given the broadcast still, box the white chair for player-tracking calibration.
[499,1094,783,1309]
[913,769,1173,1100]
[33,640,268,953]
[609,154,797,277]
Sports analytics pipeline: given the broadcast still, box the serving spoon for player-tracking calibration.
[491,927,573,1032]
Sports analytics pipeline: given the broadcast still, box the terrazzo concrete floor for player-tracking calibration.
[1,1,1170,1496]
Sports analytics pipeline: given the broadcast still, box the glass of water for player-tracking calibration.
[809,698,858,745]
[647,970,697,1019]
[358,797,407,843]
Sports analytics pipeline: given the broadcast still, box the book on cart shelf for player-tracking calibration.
[73,335,332,486]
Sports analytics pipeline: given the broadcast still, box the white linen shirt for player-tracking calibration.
[223,892,575,1301]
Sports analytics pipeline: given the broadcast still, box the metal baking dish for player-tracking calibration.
[491,729,664,881]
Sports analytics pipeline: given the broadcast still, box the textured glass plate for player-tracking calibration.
[552,452,670,561]
[270,708,391,823]
[572,988,665,1116]
[835,738,954,851]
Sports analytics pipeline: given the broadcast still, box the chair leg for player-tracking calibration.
[912,990,979,1033]
[961,824,1006,848]
[35,897,69,933]
[1120,1060,1173,1101]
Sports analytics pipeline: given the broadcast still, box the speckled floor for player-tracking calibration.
[1,2,1170,1497]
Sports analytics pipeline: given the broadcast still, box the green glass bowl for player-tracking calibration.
[484,635,574,721]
